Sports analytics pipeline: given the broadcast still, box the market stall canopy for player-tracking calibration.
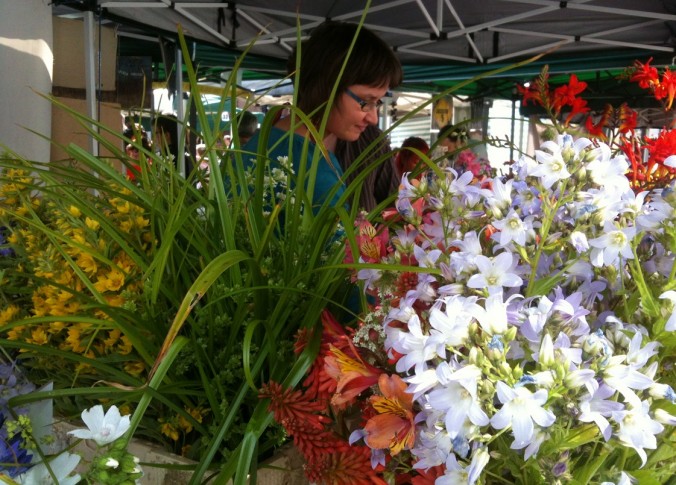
[54,0,676,99]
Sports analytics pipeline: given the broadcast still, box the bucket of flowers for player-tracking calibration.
[261,61,676,484]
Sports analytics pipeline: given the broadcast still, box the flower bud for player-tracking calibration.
[561,146,575,164]
[643,361,658,380]
[649,383,676,403]
[468,346,481,366]
[105,457,120,468]
[582,329,613,361]
[538,333,555,368]
[532,370,555,388]
[504,325,518,342]
[654,408,676,425]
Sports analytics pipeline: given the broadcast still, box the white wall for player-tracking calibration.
[0,0,53,162]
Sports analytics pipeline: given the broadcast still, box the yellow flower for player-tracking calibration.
[65,326,86,353]
[105,269,125,292]
[134,216,149,229]
[6,325,26,341]
[0,305,20,325]
[28,327,49,346]
[115,200,131,215]
[118,404,133,416]
[105,294,125,307]
[159,420,180,441]
[119,219,134,233]
[117,335,133,355]
[124,361,145,377]
[103,329,121,348]
[85,217,100,230]
[48,321,67,334]
[178,406,207,433]
[68,205,82,217]
[76,252,98,276]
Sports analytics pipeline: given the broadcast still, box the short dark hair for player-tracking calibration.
[237,110,258,139]
[123,125,151,150]
[440,124,469,143]
[289,22,402,120]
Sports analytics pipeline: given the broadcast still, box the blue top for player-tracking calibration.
[242,126,346,212]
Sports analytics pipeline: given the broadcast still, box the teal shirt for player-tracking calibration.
[243,126,346,211]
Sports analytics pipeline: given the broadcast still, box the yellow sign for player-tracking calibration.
[432,97,453,129]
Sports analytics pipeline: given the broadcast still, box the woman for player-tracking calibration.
[394,136,430,179]
[243,21,402,212]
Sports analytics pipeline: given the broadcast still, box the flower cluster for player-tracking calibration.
[0,167,150,378]
[0,359,37,479]
[344,142,676,483]
[454,150,493,180]
[519,61,676,191]
[2,404,143,484]
[264,63,676,484]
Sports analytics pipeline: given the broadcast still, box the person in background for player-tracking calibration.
[154,113,193,174]
[123,124,152,181]
[236,111,259,146]
[394,136,429,179]
[242,21,402,212]
[438,124,470,164]
[335,124,400,212]
[438,124,492,179]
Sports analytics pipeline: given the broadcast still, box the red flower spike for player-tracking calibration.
[259,381,328,431]
[305,446,389,485]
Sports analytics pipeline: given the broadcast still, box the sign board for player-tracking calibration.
[432,96,453,131]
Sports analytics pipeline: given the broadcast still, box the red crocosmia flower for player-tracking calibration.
[656,68,676,110]
[516,82,543,107]
[563,96,589,126]
[617,104,637,134]
[630,58,659,90]
[622,130,676,191]
[552,74,588,113]
[363,374,416,455]
[585,106,611,140]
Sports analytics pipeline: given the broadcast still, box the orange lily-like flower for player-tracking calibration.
[325,343,384,409]
[363,374,416,455]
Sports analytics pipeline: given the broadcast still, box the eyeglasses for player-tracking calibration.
[345,88,384,113]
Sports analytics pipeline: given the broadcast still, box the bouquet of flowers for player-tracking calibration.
[261,62,676,484]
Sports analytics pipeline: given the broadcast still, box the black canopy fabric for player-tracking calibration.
[56,0,676,99]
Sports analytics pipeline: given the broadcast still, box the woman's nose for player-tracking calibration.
[365,109,379,125]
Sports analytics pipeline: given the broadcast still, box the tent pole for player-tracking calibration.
[176,47,186,177]
[510,97,516,163]
[84,9,99,157]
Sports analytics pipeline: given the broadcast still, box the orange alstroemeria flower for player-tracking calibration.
[325,344,384,409]
[363,374,415,455]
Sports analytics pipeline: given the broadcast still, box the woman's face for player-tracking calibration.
[440,137,460,154]
[326,84,387,142]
